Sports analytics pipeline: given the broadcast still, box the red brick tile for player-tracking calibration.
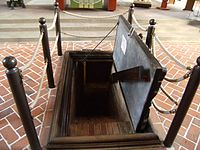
[190,103,198,111]
[0,99,14,110]
[171,89,183,98]
[29,92,37,101]
[179,146,187,150]
[1,126,18,144]
[39,88,49,97]
[11,136,28,150]
[24,85,35,96]
[37,114,44,123]
[17,55,28,63]
[186,124,200,143]
[192,94,200,105]
[173,142,180,150]
[0,80,9,89]
[7,113,22,129]
[40,102,47,110]
[162,86,174,95]
[34,60,44,67]
[0,108,13,120]
[0,75,6,81]
[24,77,38,88]
[181,115,192,129]
[0,119,8,129]
[193,118,200,127]
[30,64,43,74]
[0,86,9,96]
[153,99,173,110]
[33,97,46,108]
[31,107,43,117]
[11,105,18,113]
[159,113,175,122]
[16,126,25,137]
[27,71,41,81]
[0,140,10,150]
[177,80,188,88]
[2,93,13,101]
[175,135,195,150]
[188,109,200,119]
[167,83,184,93]
[155,93,167,102]
[167,68,179,76]
[178,125,187,136]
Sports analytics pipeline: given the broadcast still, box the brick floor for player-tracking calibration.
[0,41,199,150]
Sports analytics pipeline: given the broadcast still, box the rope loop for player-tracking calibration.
[30,34,59,109]
[47,12,58,31]
[154,34,191,70]
[164,70,192,82]
[20,33,44,72]
[131,13,147,31]
[152,101,177,114]
[62,10,128,19]
[160,86,178,105]
[52,35,59,55]
[30,62,47,109]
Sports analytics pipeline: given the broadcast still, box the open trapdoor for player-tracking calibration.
[47,16,166,149]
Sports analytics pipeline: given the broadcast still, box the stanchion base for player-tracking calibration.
[156,7,170,10]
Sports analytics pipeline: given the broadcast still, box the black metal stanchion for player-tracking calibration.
[55,2,62,56]
[163,56,200,147]
[2,56,42,150]
[146,19,156,49]
[39,17,55,88]
[127,3,134,25]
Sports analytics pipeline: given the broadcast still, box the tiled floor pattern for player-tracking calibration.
[0,41,199,150]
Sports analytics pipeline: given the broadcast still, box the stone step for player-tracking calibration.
[0,16,199,42]
[0,23,117,32]
[1,17,198,25]
[0,18,198,32]
[0,18,118,24]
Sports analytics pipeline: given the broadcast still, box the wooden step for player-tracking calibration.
[68,117,133,136]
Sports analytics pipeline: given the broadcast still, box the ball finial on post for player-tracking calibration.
[39,17,46,25]
[54,2,59,7]
[149,19,156,26]
[146,19,156,49]
[130,3,134,9]
[2,56,17,69]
